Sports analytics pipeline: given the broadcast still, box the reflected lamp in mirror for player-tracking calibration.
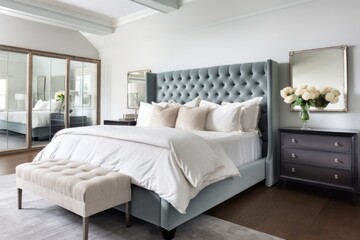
[127,70,150,118]
[289,45,348,112]
[15,93,26,110]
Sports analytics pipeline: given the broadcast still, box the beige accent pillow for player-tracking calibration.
[149,105,180,128]
[175,106,209,130]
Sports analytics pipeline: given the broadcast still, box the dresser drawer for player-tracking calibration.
[281,147,351,170]
[281,133,352,152]
[281,163,352,187]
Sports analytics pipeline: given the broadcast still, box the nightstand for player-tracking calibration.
[103,119,137,126]
[51,113,87,135]
[279,128,359,204]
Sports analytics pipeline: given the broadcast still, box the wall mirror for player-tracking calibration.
[290,45,348,112]
[127,70,150,110]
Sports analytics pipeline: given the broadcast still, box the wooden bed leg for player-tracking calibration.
[125,202,131,227]
[17,188,22,209]
[161,227,177,240]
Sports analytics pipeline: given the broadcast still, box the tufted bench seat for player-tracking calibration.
[16,160,131,240]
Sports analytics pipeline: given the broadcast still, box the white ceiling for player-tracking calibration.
[0,0,189,35]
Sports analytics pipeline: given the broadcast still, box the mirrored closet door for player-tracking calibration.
[0,45,100,154]
[0,50,28,151]
[32,55,66,147]
[69,61,98,128]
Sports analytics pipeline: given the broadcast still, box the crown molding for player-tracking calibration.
[0,0,114,35]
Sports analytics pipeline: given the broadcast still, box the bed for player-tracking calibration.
[0,98,67,139]
[34,59,279,239]
[0,110,52,139]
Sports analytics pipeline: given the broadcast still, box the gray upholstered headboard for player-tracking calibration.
[146,60,279,186]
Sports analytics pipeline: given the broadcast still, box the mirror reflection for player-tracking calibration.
[290,45,347,111]
[0,51,27,151]
[127,70,149,110]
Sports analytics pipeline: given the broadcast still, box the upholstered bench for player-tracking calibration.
[16,160,131,240]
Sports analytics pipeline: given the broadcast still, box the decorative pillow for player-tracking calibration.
[149,105,180,128]
[175,106,209,130]
[205,104,243,132]
[136,102,154,127]
[222,97,262,131]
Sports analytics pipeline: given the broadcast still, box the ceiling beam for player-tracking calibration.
[0,0,114,35]
[130,0,180,13]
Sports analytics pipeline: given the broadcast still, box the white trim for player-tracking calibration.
[0,0,114,35]
[113,8,158,28]
[130,0,180,13]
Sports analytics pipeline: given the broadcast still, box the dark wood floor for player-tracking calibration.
[1,152,360,240]
[207,181,360,240]
[0,150,39,175]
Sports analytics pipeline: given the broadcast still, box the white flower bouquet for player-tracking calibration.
[280,85,340,127]
[55,91,65,102]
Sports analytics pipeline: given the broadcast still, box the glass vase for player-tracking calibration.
[300,106,310,129]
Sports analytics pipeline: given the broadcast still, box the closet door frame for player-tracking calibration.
[0,44,100,155]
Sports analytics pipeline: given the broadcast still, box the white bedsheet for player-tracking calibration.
[33,126,240,213]
[191,131,262,167]
[0,110,50,128]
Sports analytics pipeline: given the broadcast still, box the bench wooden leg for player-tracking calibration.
[83,217,89,240]
[17,188,22,209]
[125,202,131,227]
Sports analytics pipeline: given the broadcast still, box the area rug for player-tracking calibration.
[0,174,283,240]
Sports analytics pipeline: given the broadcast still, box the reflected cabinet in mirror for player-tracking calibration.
[290,45,348,111]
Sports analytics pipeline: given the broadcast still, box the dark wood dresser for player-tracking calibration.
[279,128,359,204]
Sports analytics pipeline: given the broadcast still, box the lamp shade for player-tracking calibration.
[15,93,26,100]
[128,82,145,94]
[69,90,79,96]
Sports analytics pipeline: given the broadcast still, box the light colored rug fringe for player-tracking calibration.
[0,174,283,240]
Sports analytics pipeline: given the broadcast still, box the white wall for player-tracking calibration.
[86,0,360,129]
[0,14,99,59]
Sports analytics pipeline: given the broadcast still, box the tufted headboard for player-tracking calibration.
[145,60,279,186]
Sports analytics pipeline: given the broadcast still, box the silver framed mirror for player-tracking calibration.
[289,45,348,112]
[127,69,150,110]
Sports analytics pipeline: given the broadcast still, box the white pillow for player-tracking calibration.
[136,102,154,127]
[222,97,262,131]
[152,101,169,107]
[47,99,62,112]
[205,104,243,132]
[183,96,201,107]
[152,96,201,108]
[199,99,220,108]
[33,99,47,110]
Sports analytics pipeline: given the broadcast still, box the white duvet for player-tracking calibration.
[33,125,240,213]
[0,110,50,128]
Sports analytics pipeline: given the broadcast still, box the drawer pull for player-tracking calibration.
[334,174,339,180]
[334,158,343,164]
[291,138,296,143]
[291,168,296,173]
[291,153,297,158]
[334,142,341,147]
